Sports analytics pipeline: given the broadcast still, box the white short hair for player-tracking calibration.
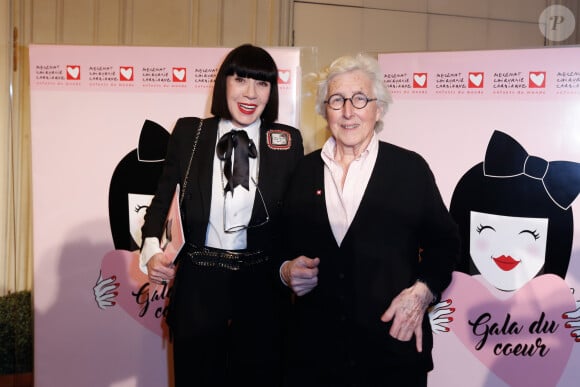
[315,53,393,132]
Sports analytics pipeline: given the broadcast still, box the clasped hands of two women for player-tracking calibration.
[148,249,433,352]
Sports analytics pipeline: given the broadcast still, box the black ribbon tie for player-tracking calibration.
[216,129,258,194]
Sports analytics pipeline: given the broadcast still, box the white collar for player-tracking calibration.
[218,118,261,142]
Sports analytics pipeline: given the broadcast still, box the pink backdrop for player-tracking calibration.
[379,47,580,387]
[29,45,301,387]
[29,44,580,387]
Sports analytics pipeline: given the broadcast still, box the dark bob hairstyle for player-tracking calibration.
[211,44,279,124]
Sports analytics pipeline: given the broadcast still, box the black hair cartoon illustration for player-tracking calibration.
[94,120,169,312]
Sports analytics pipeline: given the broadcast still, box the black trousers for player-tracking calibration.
[169,255,286,387]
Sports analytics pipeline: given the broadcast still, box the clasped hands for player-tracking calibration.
[147,252,176,285]
[281,256,434,352]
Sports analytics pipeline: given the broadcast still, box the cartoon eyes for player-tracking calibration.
[134,204,149,213]
[476,224,495,233]
[476,224,540,240]
[519,229,540,240]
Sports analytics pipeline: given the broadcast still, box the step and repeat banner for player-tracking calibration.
[29,45,301,387]
[379,47,580,387]
[29,44,580,386]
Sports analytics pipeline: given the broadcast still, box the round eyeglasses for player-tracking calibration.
[324,93,378,110]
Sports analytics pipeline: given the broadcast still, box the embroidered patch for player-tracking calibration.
[266,130,291,150]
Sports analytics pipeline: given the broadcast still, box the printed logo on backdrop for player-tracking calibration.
[89,66,118,83]
[278,69,291,84]
[413,72,427,89]
[468,72,484,88]
[194,67,218,88]
[529,71,546,88]
[172,67,187,83]
[278,69,292,91]
[557,71,580,93]
[119,66,134,81]
[435,72,465,91]
[32,62,217,91]
[34,65,66,83]
[382,67,580,98]
[493,72,527,94]
[382,72,426,95]
[31,55,294,96]
[428,131,580,387]
[66,65,80,80]
[142,66,185,89]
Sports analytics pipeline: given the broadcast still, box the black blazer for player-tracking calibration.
[282,141,460,382]
[142,116,304,255]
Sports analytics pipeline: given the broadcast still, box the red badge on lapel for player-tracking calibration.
[266,129,291,150]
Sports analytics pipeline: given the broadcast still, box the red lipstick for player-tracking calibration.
[493,255,520,271]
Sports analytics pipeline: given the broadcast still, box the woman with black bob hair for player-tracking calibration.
[140,44,304,387]
[211,43,279,123]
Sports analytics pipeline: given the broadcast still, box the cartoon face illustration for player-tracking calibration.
[96,119,169,314]
[469,211,548,291]
[430,130,580,387]
[450,130,580,286]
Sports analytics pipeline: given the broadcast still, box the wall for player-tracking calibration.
[28,0,290,47]
[294,0,559,69]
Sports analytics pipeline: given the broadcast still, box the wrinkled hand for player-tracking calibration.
[147,252,176,285]
[93,271,119,310]
[563,299,580,342]
[429,299,454,334]
[281,256,320,296]
[380,281,434,352]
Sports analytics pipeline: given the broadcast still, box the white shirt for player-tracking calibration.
[206,119,260,249]
[321,133,379,246]
[139,118,260,273]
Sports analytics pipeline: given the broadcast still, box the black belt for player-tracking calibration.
[184,243,270,271]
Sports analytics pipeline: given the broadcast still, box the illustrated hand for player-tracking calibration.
[93,271,119,310]
[380,281,434,352]
[147,252,176,285]
[563,299,580,342]
[281,256,320,296]
[429,299,455,334]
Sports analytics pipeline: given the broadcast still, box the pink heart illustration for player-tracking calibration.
[443,272,575,387]
[100,249,170,337]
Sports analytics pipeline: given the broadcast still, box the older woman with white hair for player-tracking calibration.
[279,53,460,387]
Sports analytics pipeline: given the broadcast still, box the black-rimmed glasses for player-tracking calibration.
[324,92,377,110]
[223,177,270,233]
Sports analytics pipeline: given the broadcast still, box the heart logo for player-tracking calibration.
[443,272,574,387]
[173,68,186,82]
[278,70,291,84]
[529,72,546,88]
[413,73,427,88]
[120,66,133,81]
[100,250,170,336]
[67,65,80,80]
[469,72,483,87]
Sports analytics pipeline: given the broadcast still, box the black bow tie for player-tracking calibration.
[484,130,580,210]
[216,129,258,193]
